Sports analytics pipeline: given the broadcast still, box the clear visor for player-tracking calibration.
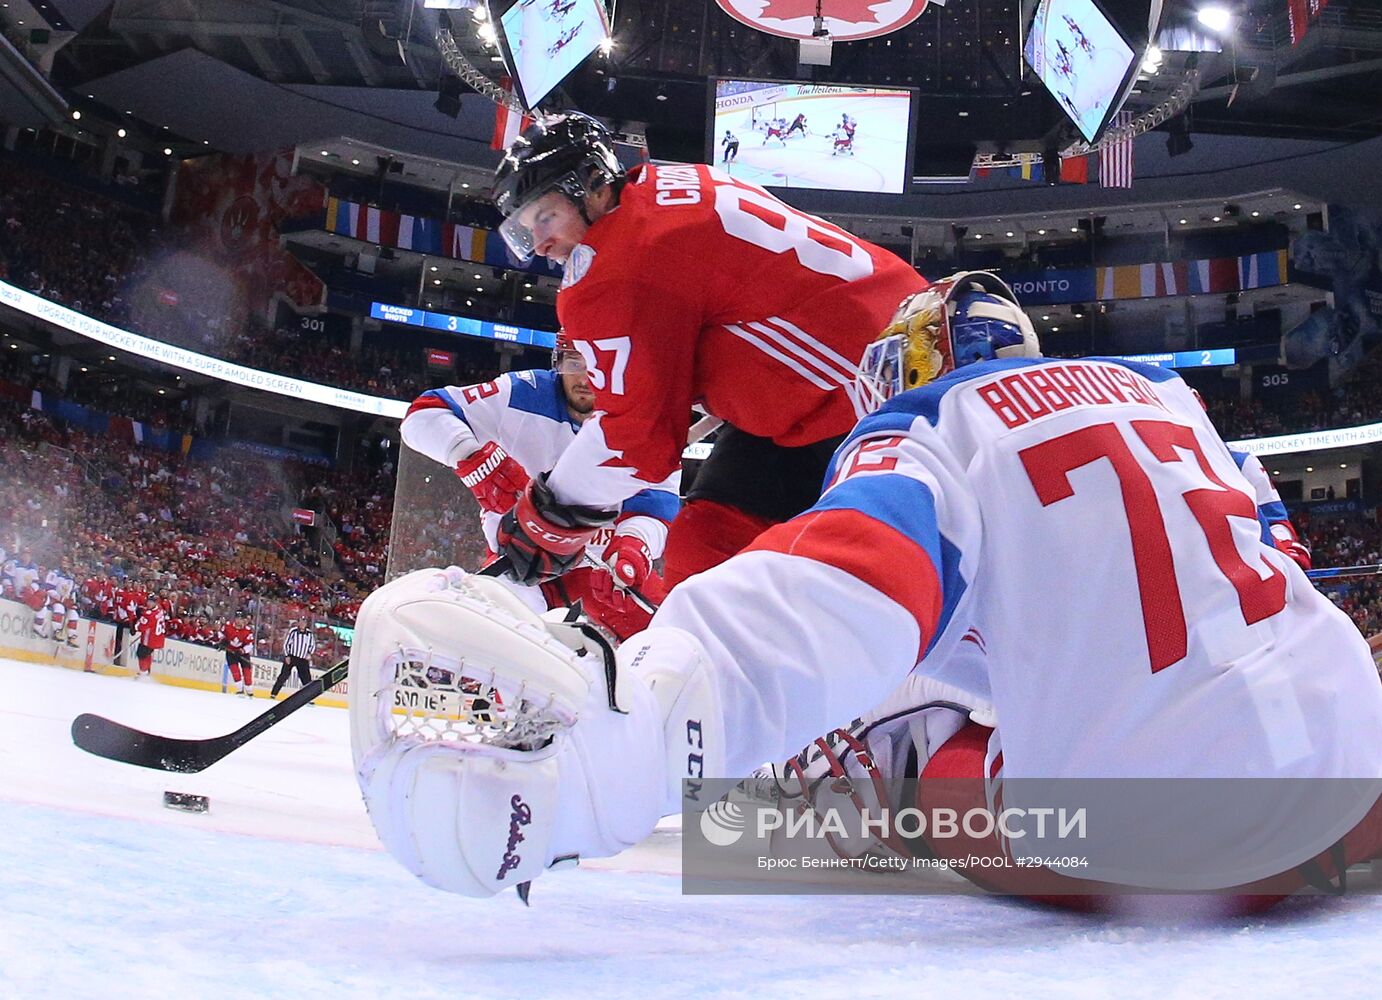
[552,350,587,375]
[850,334,906,419]
[497,176,584,263]
[499,210,539,264]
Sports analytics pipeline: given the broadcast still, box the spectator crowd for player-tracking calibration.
[0,393,389,649]
[5,152,1382,652]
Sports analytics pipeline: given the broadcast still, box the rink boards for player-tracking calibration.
[0,597,350,708]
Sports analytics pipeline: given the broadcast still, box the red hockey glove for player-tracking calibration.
[1276,537,1313,572]
[455,441,530,514]
[585,568,657,640]
[601,534,653,591]
[498,475,616,585]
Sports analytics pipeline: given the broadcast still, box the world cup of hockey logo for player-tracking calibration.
[699,799,748,847]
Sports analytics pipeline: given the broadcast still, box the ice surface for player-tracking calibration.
[5,656,1382,999]
[717,94,912,193]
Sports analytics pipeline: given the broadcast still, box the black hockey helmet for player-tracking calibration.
[493,112,623,262]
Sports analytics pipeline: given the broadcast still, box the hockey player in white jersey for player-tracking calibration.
[349,273,1382,909]
[45,565,79,646]
[399,333,679,639]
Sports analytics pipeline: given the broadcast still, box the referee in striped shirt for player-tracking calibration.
[272,616,317,697]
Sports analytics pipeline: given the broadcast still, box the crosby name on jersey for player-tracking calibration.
[547,162,926,510]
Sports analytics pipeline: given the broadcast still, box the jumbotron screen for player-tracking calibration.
[708,80,916,195]
[494,0,611,111]
[1023,0,1138,144]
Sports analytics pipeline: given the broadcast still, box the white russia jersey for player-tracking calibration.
[46,571,75,601]
[651,356,1382,889]
[401,369,679,557]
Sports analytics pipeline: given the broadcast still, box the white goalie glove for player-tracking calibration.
[349,566,724,897]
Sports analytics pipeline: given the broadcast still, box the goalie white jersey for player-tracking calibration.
[401,368,680,556]
[652,356,1382,887]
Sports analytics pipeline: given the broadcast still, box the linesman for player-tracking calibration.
[272,616,317,698]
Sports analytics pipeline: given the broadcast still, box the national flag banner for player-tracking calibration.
[1288,0,1311,44]
[1095,252,1287,301]
[1240,249,1288,289]
[491,78,535,151]
[107,415,144,443]
[449,224,490,262]
[971,153,1088,184]
[1099,111,1135,188]
[1059,154,1090,184]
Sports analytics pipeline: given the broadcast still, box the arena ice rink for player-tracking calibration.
[717,94,912,193]
[5,657,1382,998]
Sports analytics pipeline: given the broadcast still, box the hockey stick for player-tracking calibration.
[70,560,520,772]
[71,657,351,773]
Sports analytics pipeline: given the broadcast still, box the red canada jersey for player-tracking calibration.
[548,162,926,508]
[136,607,167,650]
[223,622,254,653]
[115,586,145,622]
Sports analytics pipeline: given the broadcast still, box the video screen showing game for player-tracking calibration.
[708,80,916,195]
[1023,0,1138,144]
[494,0,610,110]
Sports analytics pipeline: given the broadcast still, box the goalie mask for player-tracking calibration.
[852,271,1040,417]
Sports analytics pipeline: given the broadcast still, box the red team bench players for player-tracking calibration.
[348,270,1382,912]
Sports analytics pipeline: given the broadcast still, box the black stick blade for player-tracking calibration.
[71,714,218,773]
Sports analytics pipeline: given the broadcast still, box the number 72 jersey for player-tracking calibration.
[548,162,926,509]
[811,356,1382,790]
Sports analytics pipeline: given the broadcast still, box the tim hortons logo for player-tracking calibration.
[714,0,931,42]
[495,794,533,881]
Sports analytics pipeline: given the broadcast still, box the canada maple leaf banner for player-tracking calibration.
[714,0,931,42]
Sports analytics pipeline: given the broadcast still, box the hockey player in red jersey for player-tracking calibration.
[223,612,256,696]
[491,113,926,589]
[133,602,166,680]
[348,272,1382,911]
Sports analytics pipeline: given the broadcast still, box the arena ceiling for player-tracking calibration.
[9,0,1377,169]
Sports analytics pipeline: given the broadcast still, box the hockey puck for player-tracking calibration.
[163,791,209,813]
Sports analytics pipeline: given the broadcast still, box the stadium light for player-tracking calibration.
[1196,6,1232,32]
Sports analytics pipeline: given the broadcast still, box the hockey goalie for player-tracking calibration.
[349,274,1382,910]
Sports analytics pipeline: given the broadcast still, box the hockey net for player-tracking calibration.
[380,444,545,737]
[385,442,492,582]
[380,646,564,750]
[750,103,778,130]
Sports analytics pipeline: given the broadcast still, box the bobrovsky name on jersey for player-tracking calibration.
[369,303,556,349]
